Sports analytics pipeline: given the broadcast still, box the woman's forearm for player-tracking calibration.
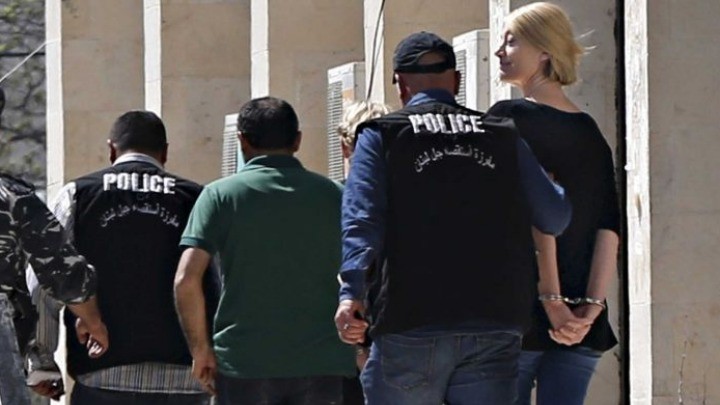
[585,229,620,300]
[533,227,561,295]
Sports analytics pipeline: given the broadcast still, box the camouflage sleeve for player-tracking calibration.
[14,191,96,304]
[0,185,19,291]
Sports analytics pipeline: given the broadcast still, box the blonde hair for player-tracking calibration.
[337,101,390,150]
[506,2,584,85]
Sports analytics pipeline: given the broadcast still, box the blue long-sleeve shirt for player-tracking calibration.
[340,89,571,302]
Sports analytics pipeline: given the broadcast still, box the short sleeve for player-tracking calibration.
[180,187,228,254]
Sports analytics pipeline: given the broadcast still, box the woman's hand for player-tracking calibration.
[543,300,591,346]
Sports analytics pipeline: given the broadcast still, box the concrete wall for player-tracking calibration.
[624,1,652,402]
[251,0,364,174]
[145,0,250,184]
[46,0,145,198]
[645,1,720,403]
[364,0,488,109]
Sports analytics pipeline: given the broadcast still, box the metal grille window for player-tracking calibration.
[326,80,344,182]
[455,49,467,107]
[221,114,239,178]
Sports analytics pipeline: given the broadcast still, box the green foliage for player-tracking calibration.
[0,0,45,187]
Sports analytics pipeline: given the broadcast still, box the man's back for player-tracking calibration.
[64,156,214,378]
[182,155,354,379]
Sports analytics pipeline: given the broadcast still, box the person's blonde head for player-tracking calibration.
[337,101,390,152]
[506,2,583,85]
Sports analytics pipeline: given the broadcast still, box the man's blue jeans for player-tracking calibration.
[0,293,32,405]
[361,330,522,405]
[516,348,602,405]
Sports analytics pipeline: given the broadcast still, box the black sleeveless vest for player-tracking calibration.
[363,101,535,336]
[65,160,219,377]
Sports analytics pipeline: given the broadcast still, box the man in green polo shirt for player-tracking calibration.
[174,96,355,404]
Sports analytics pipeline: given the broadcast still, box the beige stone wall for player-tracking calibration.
[251,0,364,175]
[364,0,488,110]
[46,0,145,198]
[646,1,720,403]
[146,0,250,184]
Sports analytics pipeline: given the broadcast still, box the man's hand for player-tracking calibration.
[334,300,369,345]
[75,318,109,358]
[30,380,64,400]
[67,296,108,357]
[543,301,591,346]
[191,345,217,395]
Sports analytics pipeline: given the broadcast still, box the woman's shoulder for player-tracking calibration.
[486,99,526,117]
[487,98,559,121]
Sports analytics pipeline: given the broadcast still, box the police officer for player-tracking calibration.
[34,111,218,405]
[335,32,572,404]
[0,87,108,404]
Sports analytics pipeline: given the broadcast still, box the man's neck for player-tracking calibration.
[244,149,294,161]
[114,151,164,168]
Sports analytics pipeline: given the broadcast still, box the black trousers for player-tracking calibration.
[215,374,344,405]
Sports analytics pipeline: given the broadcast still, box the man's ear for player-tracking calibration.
[396,74,410,105]
[108,140,117,163]
[540,52,550,62]
[238,132,250,152]
[454,70,462,96]
[160,143,168,165]
[292,131,302,152]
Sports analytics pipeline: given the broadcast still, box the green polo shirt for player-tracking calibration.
[180,155,354,379]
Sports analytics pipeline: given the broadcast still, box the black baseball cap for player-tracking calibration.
[393,31,456,81]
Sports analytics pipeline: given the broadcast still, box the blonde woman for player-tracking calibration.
[487,3,620,404]
[336,100,389,405]
[337,101,390,180]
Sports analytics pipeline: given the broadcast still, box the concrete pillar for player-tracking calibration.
[251,0,364,174]
[143,0,250,184]
[625,0,652,403]
[363,0,488,110]
[625,1,720,403]
[46,0,145,198]
[490,2,621,404]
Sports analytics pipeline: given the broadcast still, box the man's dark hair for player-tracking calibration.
[237,97,299,149]
[109,110,167,153]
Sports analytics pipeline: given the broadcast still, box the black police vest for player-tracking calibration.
[65,160,219,378]
[362,101,535,336]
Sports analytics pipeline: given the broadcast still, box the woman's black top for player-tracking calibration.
[487,99,620,352]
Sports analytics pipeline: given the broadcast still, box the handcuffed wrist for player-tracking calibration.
[538,294,607,310]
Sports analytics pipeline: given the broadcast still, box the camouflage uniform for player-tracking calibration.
[0,173,97,405]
